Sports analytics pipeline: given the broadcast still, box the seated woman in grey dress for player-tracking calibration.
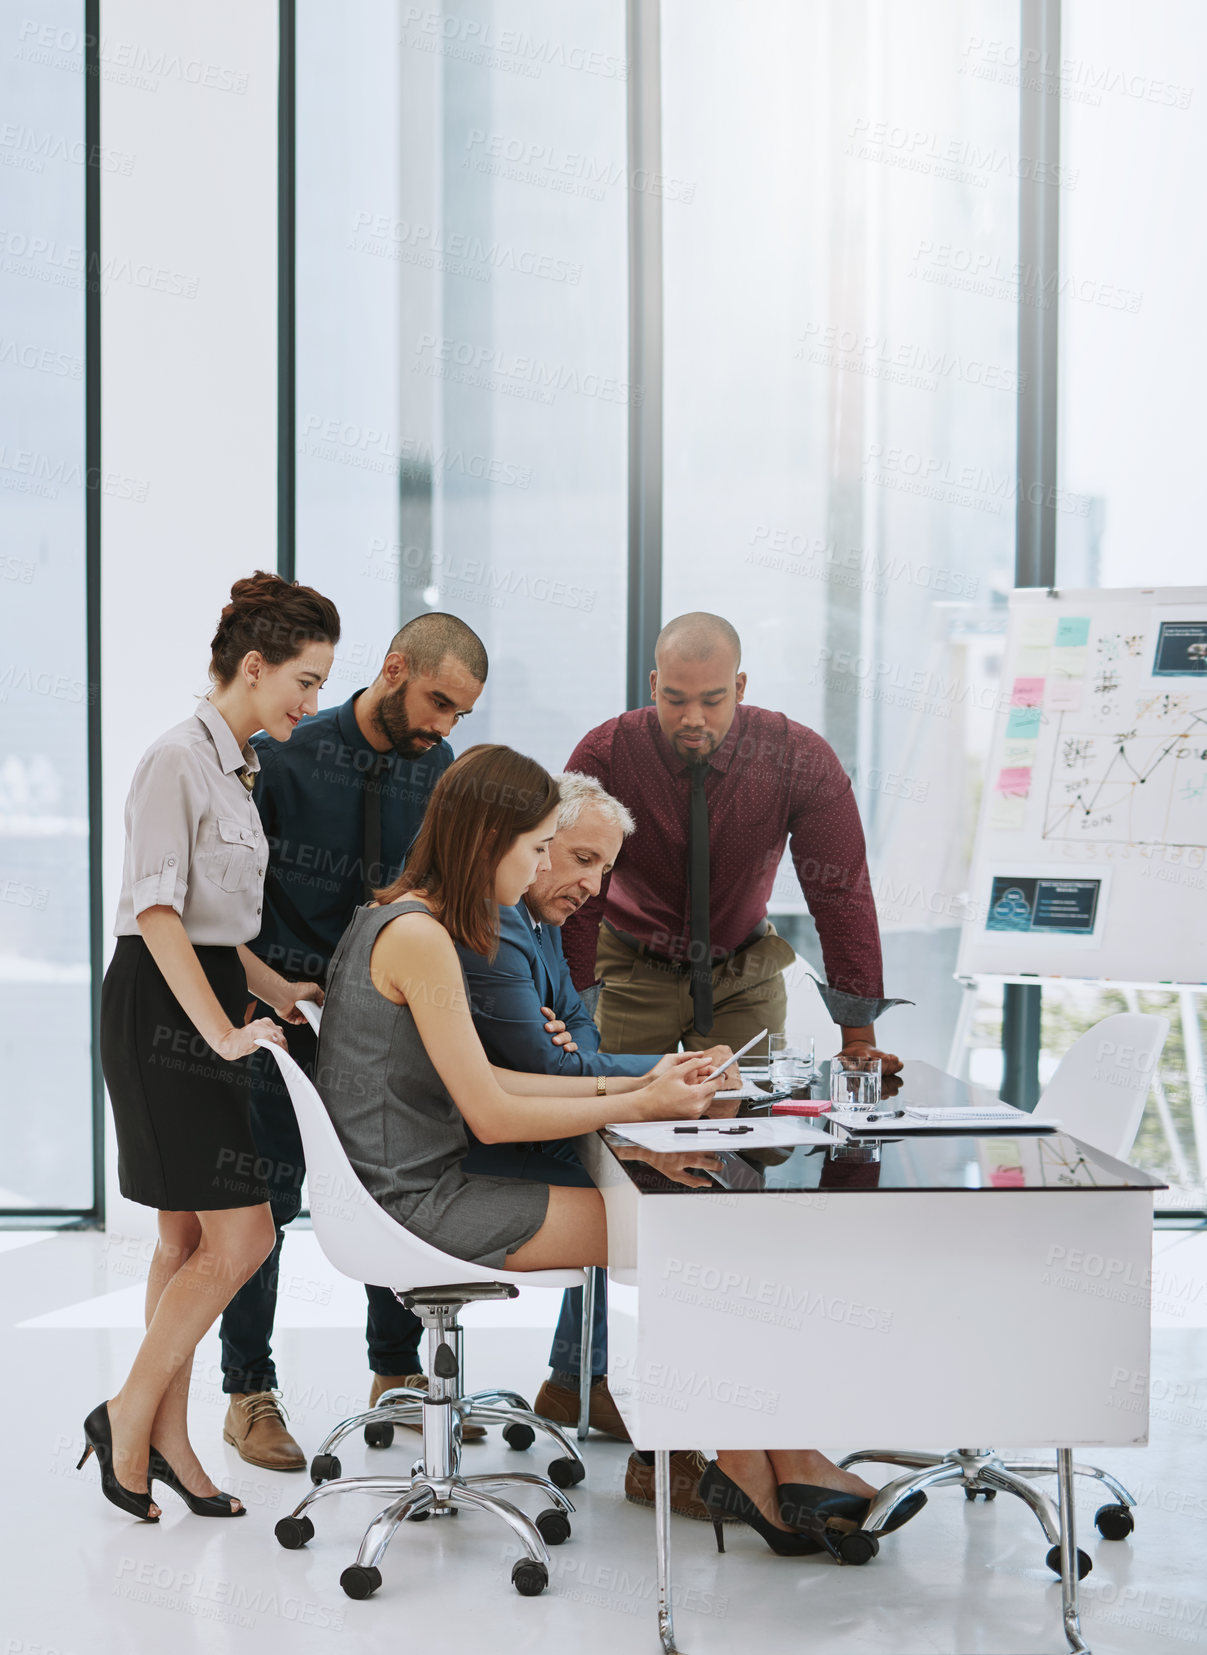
[317,743,715,1274]
[317,742,921,1558]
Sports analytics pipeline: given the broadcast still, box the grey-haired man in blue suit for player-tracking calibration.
[456,773,736,1452]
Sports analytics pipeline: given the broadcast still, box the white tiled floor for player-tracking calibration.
[8,1227,1207,1655]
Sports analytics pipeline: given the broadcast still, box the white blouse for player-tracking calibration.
[113,698,270,946]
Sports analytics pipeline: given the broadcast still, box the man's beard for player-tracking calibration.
[372,681,442,759]
[671,733,714,764]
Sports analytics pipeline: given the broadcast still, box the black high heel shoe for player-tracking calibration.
[148,1448,246,1517]
[77,1403,159,1522]
[698,1461,839,1558]
[777,1481,927,1535]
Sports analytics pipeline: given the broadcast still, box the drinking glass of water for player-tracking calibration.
[830,1054,882,1113]
[770,1034,815,1090]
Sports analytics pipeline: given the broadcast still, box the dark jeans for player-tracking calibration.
[218,1006,425,1394]
[461,1136,608,1380]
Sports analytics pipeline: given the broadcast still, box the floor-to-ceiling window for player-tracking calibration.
[0,1,94,1214]
[293,3,1207,1211]
[662,0,1020,1068]
[295,0,628,770]
[1040,0,1207,1208]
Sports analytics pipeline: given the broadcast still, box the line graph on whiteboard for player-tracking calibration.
[1042,690,1207,850]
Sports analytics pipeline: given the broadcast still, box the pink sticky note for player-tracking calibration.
[1011,677,1045,707]
[1047,678,1083,712]
[995,766,1032,797]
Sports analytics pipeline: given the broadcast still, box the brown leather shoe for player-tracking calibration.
[222,1391,306,1471]
[625,1449,738,1523]
[369,1372,486,1441]
[533,1377,632,1443]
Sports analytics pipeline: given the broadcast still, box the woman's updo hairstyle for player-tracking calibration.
[209,571,341,686]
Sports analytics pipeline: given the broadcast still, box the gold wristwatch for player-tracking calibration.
[596,1075,607,1096]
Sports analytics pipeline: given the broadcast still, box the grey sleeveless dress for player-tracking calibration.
[316,900,549,1268]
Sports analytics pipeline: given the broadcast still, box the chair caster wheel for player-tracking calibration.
[536,1507,571,1546]
[274,1514,314,1549]
[964,1487,996,1501]
[502,1422,535,1452]
[340,1565,382,1600]
[364,1419,395,1449]
[1046,1545,1092,1579]
[512,1559,548,1596]
[310,1453,341,1484]
[1095,1503,1134,1540]
[548,1456,586,1489]
[836,1530,879,1565]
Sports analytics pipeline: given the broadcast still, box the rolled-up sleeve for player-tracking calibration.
[124,746,198,918]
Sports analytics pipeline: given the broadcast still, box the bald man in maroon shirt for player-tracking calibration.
[562,612,904,1072]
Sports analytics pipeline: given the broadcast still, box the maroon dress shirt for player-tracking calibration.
[561,704,885,1002]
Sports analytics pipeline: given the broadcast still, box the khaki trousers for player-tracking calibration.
[593,923,797,1057]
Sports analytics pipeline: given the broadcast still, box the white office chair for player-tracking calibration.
[257,1038,593,1600]
[296,994,598,1449]
[837,1012,1169,1573]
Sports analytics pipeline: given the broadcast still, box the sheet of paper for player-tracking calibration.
[1050,645,1087,678]
[988,795,1027,831]
[1014,645,1050,677]
[830,1108,1059,1135]
[1055,616,1091,647]
[1010,676,1045,707]
[1005,706,1043,740]
[1019,613,1056,647]
[995,766,1032,797]
[713,1083,778,1101]
[606,1117,832,1152]
[1046,677,1083,711]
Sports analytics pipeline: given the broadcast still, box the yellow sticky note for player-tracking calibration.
[988,794,1027,831]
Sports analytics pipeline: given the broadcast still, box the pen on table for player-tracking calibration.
[672,1124,756,1135]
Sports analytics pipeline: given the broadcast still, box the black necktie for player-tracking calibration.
[688,763,713,1034]
[362,755,387,902]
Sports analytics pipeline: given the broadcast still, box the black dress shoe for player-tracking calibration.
[699,1462,839,1558]
[78,1402,158,1522]
[149,1448,246,1516]
[778,1481,927,1534]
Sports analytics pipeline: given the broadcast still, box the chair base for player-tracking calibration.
[277,1286,583,1598]
[839,1446,1135,1552]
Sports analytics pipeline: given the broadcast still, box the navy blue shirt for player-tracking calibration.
[250,690,452,981]
[457,901,656,1080]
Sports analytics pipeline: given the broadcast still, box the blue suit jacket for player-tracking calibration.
[457,902,657,1078]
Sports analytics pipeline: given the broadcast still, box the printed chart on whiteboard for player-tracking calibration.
[957,586,1207,986]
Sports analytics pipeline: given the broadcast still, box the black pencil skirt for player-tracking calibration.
[100,936,271,1211]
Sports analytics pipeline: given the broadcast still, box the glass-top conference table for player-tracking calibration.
[578,1059,1165,1655]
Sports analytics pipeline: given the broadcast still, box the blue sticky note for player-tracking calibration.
[1055,616,1090,647]
[1006,707,1042,739]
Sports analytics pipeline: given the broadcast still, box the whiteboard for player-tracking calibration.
[956,586,1207,986]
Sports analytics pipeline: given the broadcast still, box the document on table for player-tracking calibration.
[830,1104,1059,1135]
[606,1117,832,1152]
[713,1082,777,1101]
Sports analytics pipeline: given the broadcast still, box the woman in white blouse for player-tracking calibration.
[80,573,339,1522]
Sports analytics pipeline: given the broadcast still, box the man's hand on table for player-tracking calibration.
[541,1006,579,1054]
[837,1038,902,1077]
